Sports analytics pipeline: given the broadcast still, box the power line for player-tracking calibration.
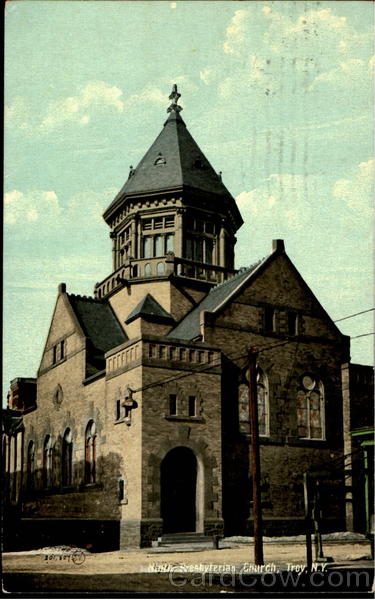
[130,329,371,397]
[351,332,374,339]
[334,308,374,323]
[133,349,248,394]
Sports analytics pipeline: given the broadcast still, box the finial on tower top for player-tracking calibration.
[167,83,183,113]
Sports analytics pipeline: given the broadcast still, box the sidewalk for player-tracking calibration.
[3,533,373,576]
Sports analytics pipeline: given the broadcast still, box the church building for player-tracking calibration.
[4,85,368,550]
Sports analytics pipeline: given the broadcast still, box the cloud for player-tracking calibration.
[124,86,166,109]
[4,187,118,240]
[307,58,372,92]
[4,190,61,225]
[200,68,216,85]
[219,4,372,107]
[5,96,33,132]
[40,81,124,131]
[333,158,374,219]
[263,7,367,59]
[223,9,248,54]
[236,173,316,234]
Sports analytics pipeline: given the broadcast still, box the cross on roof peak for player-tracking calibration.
[167,83,183,113]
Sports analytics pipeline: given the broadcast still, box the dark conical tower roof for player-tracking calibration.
[104,85,241,224]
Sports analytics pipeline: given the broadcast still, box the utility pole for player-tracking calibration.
[248,347,264,565]
[303,472,313,572]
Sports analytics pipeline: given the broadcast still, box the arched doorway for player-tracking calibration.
[161,446,197,533]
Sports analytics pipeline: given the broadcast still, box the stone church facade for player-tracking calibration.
[4,85,365,550]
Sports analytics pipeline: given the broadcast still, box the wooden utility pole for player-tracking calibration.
[303,472,313,572]
[248,347,264,565]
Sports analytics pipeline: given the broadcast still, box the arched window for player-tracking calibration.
[144,263,152,277]
[85,421,96,484]
[43,435,53,488]
[157,262,165,276]
[62,428,73,487]
[238,368,270,436]
[257,369,270,437]
[27,441,35,489]
[297,376,325,440]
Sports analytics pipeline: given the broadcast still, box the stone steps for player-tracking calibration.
[154,532,215,547]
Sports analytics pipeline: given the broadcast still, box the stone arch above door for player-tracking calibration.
[146,434,216,528]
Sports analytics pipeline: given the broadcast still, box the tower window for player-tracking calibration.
[144,263,152,277]
[154,235,163,256]
[142,219,152,231]
[166,234,174,253]
[205,239,213,264]
[143,237,152,259]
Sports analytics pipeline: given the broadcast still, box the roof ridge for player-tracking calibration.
[208,259,264,295]
[68,293,101,302]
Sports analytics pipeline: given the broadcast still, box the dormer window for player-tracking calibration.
[193,158,205,169]
[154,153,166,165]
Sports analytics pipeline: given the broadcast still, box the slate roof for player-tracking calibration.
[104,109,240,220]
[167,258,266,341]
[68,294,128,354]
[125,293,173,325]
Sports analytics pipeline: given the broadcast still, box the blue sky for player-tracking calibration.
[4,1,374,400]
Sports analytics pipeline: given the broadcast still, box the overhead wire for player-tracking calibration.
[334,308,374,323]
[129,312,373,396]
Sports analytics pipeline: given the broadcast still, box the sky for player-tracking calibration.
[4,0,374,401]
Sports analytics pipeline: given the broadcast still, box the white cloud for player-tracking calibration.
[236,173,315,233]
[4,190,61,225]
[200,68,216,85]
[124,86,166,109]
[263,7,364,58]
[307,58,372,91]
[219,4,372,105]
[5,96,33,132]
[223,9,248,54]
[40,81,124,131]
[333,158,374,219]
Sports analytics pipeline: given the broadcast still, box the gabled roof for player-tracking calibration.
[125,293,174,325]
[68,294,128,353]
[167,259,265,341]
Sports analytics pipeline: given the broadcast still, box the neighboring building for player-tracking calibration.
[3,85,370,550]
[342,363,374,535]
